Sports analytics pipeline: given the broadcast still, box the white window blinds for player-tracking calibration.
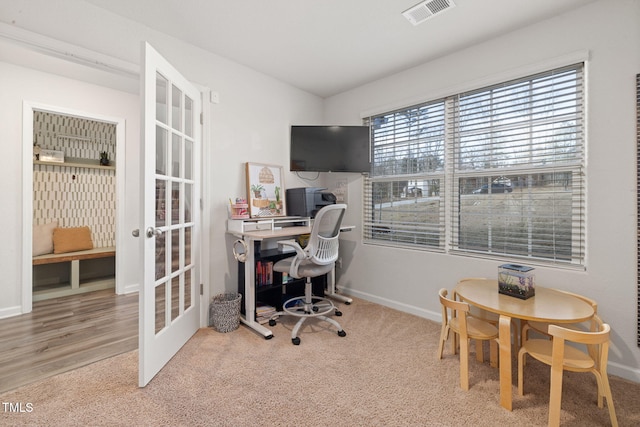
[364,63,585,266]
[364,101,446,249]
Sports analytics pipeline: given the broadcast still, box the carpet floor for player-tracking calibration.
[1,297,638,426]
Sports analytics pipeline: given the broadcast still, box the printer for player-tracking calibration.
[286,187,337,218]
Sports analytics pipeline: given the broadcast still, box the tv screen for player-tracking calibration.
[290,125,371,173]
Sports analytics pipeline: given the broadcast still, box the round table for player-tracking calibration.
[454,278,595,411]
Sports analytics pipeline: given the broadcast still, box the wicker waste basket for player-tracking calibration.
[209,293,242,333]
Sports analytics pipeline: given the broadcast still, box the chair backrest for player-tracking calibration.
[306,204,347,265]
[439,288,470,334]
[548,314,610,371]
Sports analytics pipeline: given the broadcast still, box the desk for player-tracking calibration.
[229,224,353,339]
[454,279,594,411]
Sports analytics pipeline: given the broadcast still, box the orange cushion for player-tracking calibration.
[53,226,94,254]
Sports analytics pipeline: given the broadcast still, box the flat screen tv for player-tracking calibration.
[290,125,371,173]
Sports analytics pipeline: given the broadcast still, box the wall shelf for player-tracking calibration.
[34,158,115,171]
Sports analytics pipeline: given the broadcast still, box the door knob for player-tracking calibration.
[146,227,163,238]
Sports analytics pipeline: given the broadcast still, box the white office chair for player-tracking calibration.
[269,204,347,345]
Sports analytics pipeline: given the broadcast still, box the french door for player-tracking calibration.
[139,42,201,386]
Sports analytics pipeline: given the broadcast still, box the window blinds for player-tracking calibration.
[364,101,446,250]
[364,63,585,266]
[449,64,585,264]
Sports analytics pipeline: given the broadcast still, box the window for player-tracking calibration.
[364,64,585,266]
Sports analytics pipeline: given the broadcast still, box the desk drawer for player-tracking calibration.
[243,221,273,232]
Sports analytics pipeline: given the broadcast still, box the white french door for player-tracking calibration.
[139,42,202,386]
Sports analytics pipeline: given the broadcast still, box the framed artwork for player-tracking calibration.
[245,162,286,217]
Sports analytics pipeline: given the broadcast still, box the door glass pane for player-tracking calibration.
[156,126,167,175]
[155,282,166,334]
[185,96,193,138]
[156,72,168,124]
[172,85,182,131]
[172,133,181,178]
[155,179,167,228]
[172,182,181,225]
[185,140,193,180]
[172,228,181,273]
[185,183,192,223]
[171,275,180,321]
[184,268,192,310]
[155,231,166,280]
[185,226,192,266]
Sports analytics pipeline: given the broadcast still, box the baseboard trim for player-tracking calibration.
[341,288,441,323]
[0,305,25,320]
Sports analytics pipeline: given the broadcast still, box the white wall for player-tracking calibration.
[0,0,324,320]
[324,0,640,382]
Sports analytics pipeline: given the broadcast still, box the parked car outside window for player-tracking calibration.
[472,178,513,194]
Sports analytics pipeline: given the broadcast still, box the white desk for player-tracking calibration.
[228,222,353,339]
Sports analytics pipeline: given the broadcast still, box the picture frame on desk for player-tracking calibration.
[245,162,286,218]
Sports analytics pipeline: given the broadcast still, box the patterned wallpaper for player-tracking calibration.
[33,111,116,161]
[33,111,116,248]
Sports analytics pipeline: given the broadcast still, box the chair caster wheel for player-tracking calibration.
[345,301,351,305]
[265,334,273,340]
[335,310,342,316]
[292,337,301,345]
[268,319,276,326]
[338,330,346,337]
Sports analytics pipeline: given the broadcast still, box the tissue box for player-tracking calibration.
[498,264,535,299]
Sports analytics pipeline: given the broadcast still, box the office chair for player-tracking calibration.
[269,204,347,345]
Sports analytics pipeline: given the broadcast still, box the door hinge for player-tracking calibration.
[200,283,204,295]
[200,112,203,125]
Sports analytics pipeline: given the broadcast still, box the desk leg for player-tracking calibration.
[239,237,274,339]
[325,267,353,304]
[499,315,513,411]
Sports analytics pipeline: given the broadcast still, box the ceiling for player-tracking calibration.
[76,0,596,98]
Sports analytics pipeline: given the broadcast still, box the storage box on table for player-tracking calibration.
[498,264,535,299]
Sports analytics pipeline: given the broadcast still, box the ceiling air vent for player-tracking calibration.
[402,0,456,26]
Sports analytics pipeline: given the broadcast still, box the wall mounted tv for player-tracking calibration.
[290,125,371,173]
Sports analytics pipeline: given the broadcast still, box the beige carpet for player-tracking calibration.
[1,297,638,426]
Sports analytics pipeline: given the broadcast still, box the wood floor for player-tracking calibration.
[0,289,138,394]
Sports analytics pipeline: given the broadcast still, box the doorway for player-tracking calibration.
[22,102,128,312]
[32,110,118,301]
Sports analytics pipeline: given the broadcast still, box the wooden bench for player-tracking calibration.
[32,247,116,301]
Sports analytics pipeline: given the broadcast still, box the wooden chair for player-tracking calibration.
[454,278,507,363]
[517,314,618,427]
[437,288,498,390]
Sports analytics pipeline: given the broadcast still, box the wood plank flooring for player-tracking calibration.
[0,289,138,394]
